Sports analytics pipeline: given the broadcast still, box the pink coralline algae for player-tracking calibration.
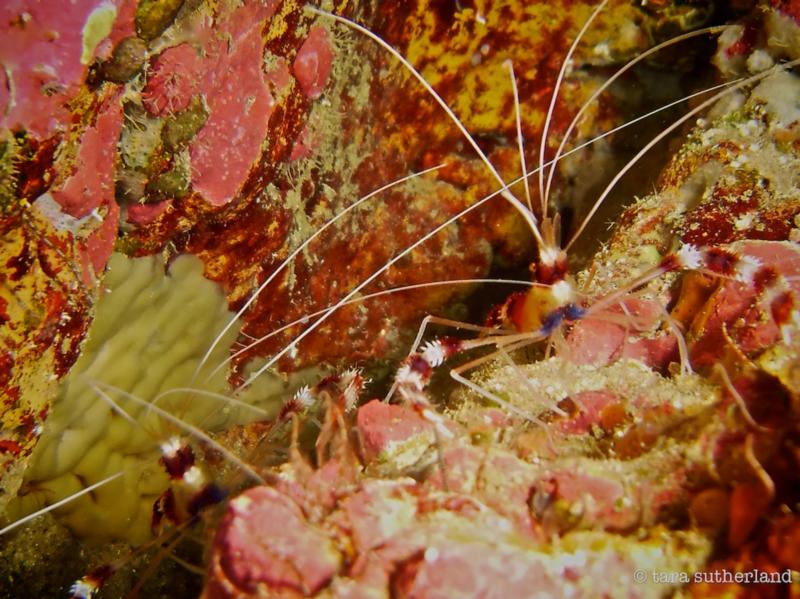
[205,486,342,598]
[202,392,712,599]
[175,0,336,208]
[293,26,335,100]
[51,93,122,219]
[0,0,134,137]
[125,199,171,225]
[81,199,120,282]
[141,43,205,117]
[565,296,679,369]
[186,7,334,208]
[189,25,276,207]
[48,90,123,283]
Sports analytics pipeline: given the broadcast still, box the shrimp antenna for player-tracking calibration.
[195,163,445,379]
[539,0,608,218]
[0,472,123,536]
[544,25,729,210]
[504,59,532,211]
[307,5,545,248]
[566,58,800,251]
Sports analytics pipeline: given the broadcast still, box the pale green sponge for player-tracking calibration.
[7,253,310,544]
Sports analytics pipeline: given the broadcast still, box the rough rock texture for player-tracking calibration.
[201,2,800,598]
[0,0,711,527]
[2,0,800,597]
[5,252,316,544]
[203,381,718,598]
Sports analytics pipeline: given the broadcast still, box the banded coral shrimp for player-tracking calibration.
[209,10,793,599]
[195,3,800,594]
[279,6,800,505]
[186,8,800,594]
[6,0,800,596]
[320,6,800,595]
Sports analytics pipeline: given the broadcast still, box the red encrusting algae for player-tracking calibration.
[2,0,800,596]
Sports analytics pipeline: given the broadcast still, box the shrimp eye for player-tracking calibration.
[563,303,586,321]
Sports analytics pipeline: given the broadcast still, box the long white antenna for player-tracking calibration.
[544,25,728,209]
[566,59,800,251]
[504,59,532,211]
[0,472,123,536]
[538,0,609,217]
[307,6,545,247]
[194,164,445,379]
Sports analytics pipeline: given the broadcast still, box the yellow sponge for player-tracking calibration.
[8,253,308,543]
